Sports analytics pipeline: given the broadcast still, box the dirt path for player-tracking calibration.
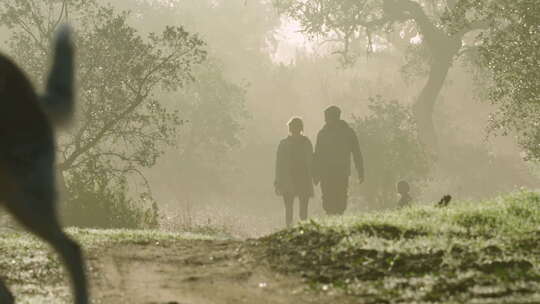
[90,239,349,304]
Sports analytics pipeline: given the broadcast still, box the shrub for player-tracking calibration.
[352,96,432,208]
[61,171,158,229]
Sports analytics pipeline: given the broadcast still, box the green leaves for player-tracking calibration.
[476,0,540,160]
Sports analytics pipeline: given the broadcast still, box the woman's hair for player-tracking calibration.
[288,117,304,133]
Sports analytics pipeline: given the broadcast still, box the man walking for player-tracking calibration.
[313,106,364,215]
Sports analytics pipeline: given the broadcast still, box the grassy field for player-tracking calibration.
[1,190,540,303]
[259,190,540,303]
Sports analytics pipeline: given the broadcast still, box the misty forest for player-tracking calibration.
[0,0,539,303]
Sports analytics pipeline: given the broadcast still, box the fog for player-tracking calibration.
[1,0,536,236]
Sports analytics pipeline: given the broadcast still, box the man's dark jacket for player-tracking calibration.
[313,119,364,181]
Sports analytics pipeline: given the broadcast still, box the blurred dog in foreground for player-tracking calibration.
[0,25,88,304]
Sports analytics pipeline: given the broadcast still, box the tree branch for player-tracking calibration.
[454,19,490,37]
[383,0,445,48]
[61,44,188,171]
[59,93,146,170]
[28,1,49,43]
[50,0,66,33]
[12,17,48,54]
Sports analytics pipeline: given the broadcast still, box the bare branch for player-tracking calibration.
[51,0,66,33]
[12,17,48,54]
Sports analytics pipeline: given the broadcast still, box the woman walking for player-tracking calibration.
[274,117,314,227]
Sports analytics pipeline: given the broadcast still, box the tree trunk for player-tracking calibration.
[413,37,461,155]
[381,0,464,156]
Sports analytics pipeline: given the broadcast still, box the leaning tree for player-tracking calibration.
[272,0,499,154]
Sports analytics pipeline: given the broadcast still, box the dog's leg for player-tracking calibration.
[0,278,15,304]
[4,191,88,304]
[2,150,88,304]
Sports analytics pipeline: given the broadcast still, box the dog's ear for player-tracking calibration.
[41,24,75,128]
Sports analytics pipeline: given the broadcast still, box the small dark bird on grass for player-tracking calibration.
[437,195,452,207]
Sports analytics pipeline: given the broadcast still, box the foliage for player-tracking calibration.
[473,0,540,160]
[106,0,268,198]
[352,96,431,207]
[400,42,430,84]
[272,0,385,64]
[261,190,540,303]
[172,58,249,194]
[272,0,481,65]
[0,0,207,228]
[61,170,159,229]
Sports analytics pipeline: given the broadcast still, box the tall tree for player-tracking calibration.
[0,0,206,224]
[272,0,491,153]
[168,58,249,195]
[109,0,276,199]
